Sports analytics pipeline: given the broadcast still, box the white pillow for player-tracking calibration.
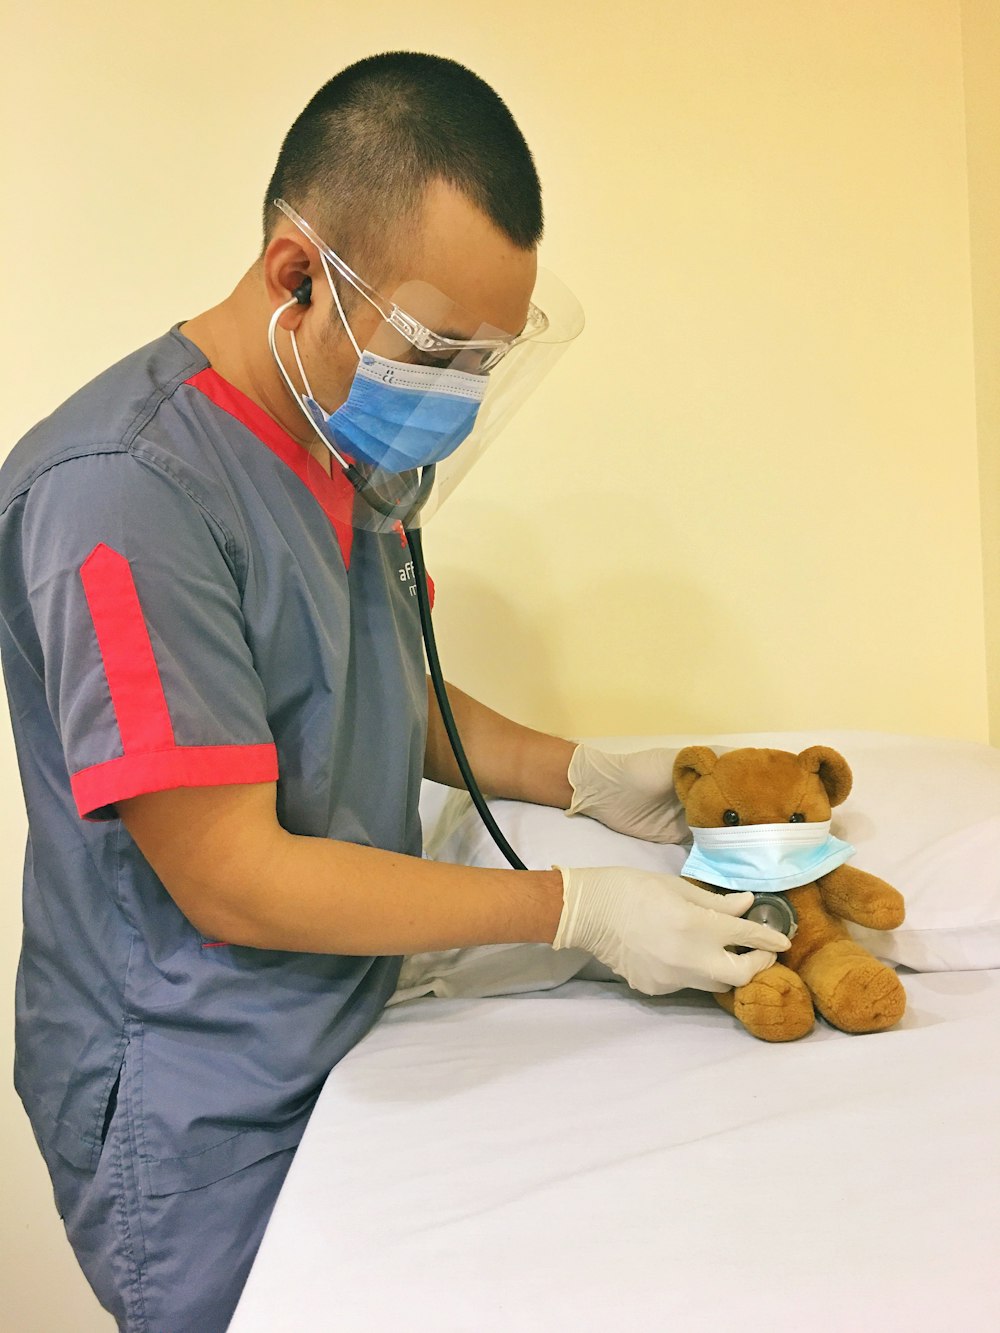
[424,730,1000,976]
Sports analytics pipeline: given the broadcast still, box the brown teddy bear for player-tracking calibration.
[673,745,906,1042]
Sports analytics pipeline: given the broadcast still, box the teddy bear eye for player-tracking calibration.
[723,809,740,826]
[789,812,805,823]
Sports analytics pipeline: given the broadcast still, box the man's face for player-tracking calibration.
[306,178,538,407]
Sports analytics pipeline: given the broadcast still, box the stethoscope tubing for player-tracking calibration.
[406,525,527,872]
[269,293,525,866]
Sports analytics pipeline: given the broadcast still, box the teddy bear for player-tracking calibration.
[672,744,906,1042]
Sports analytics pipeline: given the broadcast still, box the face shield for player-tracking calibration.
[270,199,585,532]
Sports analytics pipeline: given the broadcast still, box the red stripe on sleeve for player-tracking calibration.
[74,542,279,819]
[71,744,279,820]
[80,544,175,754]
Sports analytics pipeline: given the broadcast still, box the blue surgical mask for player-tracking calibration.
[271,253,488,476]
[303,351,487,474]
[681,819,854,894]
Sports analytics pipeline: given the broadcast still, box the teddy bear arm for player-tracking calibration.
[816,864,905,931]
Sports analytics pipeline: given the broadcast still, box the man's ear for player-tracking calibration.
[673,746,718,805]
[797,746,853,807]
[263,234,316,331]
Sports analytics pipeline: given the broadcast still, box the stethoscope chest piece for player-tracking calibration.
[743,892,798,944]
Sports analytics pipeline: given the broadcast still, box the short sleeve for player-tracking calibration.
[20,452,278,819]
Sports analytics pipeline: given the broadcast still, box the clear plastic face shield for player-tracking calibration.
[268,198,585,532]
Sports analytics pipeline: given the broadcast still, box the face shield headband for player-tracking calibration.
[266,199,585,532]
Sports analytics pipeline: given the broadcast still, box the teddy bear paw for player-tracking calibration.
[803,943,907,1034]
[715,963,815,1042]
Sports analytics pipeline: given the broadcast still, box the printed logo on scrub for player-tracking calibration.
[398,559,418,596]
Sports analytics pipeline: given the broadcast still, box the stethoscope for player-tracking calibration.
[412,523,797,941]
[736,892,798,943]
[269,283,528,870]
[269,291,801,925]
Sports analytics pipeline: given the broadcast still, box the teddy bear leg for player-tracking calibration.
[714,963,815,1042]
[797,940,906,1034]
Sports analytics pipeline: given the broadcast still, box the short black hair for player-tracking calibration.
[263,52,543,280]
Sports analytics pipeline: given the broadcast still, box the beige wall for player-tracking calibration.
[0,3,994,1327]
[0,0,991,744]
[962,0,1000,743]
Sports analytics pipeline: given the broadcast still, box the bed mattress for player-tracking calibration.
[231,968,1000,1331]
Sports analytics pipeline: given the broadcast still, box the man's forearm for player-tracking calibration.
[234,833,565,954]
[425,679,575,807]
[119,782,565,956]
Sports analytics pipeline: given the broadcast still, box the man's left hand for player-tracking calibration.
[565,744,690,844]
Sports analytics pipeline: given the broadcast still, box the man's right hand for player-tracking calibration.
[553,866,789,996]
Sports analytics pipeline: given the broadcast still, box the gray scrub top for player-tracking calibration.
[0,328,428,1195]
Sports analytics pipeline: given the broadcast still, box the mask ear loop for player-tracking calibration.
[268,286,434,525]
[321,253,363,359]
[289,328,314,400]
[267,295,351,472]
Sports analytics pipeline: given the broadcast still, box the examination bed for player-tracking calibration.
[229,732,1000,1331]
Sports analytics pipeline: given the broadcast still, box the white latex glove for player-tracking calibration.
[566,744,692,844]
[553,866,788,996]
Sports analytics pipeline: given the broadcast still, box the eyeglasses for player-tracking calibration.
[273,198,548,373]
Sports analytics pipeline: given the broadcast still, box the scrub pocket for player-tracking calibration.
[132,1021,311,1196]
[39,1068,296,1333]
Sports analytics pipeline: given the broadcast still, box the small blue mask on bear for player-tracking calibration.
[681,819,854,894]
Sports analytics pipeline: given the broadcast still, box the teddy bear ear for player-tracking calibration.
[797,746,853,807]
[673,746,718,804]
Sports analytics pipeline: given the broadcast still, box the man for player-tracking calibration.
[0,53,786,1330]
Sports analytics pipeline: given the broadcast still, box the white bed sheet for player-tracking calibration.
[231,970,1000,1332]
